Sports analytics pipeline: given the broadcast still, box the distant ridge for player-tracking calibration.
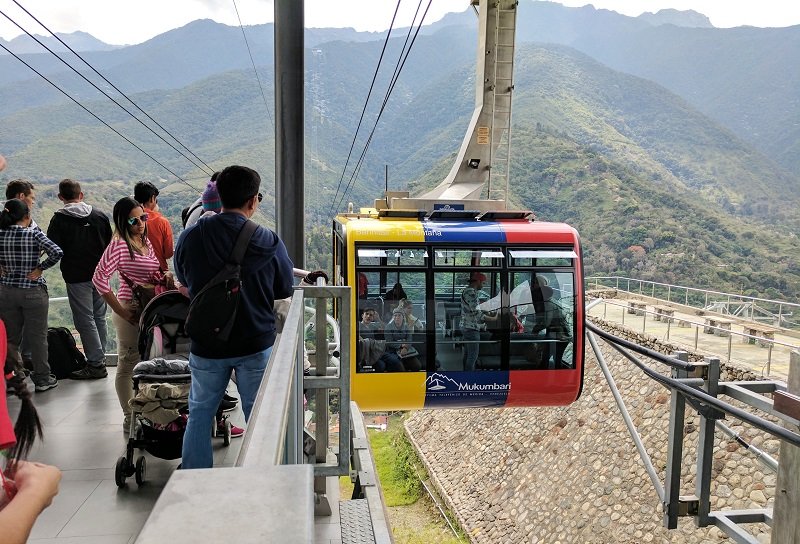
[0,30,121,55]
[637,9,714,28]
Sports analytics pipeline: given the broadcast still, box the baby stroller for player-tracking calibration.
[114,291,232,487]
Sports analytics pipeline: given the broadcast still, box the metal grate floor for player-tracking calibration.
[339,499,375,544]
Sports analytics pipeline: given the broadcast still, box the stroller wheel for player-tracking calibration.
[223,420,231,447]
[135,456,147,486]
[115,457,128,488]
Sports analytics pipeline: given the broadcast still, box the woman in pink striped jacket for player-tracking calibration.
[93,197,173,430]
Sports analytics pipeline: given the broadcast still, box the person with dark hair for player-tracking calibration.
[175,165,293,469]
[46,179,112,380]
[134,180,173,270]
[1,319,62,543]
[384,282,407,303]
[93,197,173,429]
[460,272,497,371]
[0,199,63,391]
[5,179,39,371]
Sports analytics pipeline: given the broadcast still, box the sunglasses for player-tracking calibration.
[127,213,149,226]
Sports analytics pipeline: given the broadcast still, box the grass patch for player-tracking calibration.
[370,416,423,506]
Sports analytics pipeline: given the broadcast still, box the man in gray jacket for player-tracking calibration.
[46,179,112,379]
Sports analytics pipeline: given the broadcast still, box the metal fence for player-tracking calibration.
[586,276,800,329]
[588,297,799,376]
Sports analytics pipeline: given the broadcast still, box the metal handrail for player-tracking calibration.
[586,276,800,326]
[594,298,800,351]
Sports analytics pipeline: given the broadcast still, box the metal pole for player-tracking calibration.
[767,343,773,376]
[695,356,719,527]
[772,350,800,543]
[695,326,699,349]
[664,357,688,529]
[274,0,305,268]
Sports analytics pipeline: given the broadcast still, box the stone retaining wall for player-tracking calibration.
[405,320,780,543]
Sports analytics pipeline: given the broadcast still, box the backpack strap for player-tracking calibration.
[229,220,258,265]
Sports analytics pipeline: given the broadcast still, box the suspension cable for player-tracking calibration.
[334,0,434,212]
[0,7,212,177]
[0,42,199,191]
[231,0,274,129]
[328,0,403,216]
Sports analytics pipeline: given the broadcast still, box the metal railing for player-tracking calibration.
[587,320,800,543]
[586,276,800,328]
[588,297,800,376]
[135,285,392,543]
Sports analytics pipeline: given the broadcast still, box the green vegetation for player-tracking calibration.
[340,415,465,544]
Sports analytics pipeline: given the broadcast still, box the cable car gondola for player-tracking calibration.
[333,208,585,410]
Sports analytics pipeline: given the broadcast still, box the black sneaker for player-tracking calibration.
[223,392,238,404]
[220,398,237,412]
[34,375,58,392]
[71,365,108,380]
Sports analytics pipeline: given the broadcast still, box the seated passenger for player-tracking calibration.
[382,308,420,372]
[396,298,424,331]
[359,308,383,340]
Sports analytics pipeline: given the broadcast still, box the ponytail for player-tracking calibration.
[4,372,42,464]
[0,199,29,230]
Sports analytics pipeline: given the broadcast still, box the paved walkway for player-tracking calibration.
[588,294,799,380]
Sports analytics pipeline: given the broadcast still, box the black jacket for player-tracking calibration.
[47,205,112,283]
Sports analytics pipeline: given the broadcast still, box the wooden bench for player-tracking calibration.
[627,300,647,316]
[703,317,734,337]
[742,323,779,347]
[652,305,675,323]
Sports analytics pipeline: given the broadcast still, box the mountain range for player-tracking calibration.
[0,1,798,299]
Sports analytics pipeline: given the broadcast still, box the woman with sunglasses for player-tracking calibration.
[93,197,173,429]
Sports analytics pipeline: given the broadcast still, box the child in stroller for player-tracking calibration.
[114,291,238,487]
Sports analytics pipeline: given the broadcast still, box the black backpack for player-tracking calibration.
[47,327,87,379]
[185,220,258,348]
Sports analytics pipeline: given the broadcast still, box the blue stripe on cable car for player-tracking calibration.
[422,221,507,244]
[423,370,510,408]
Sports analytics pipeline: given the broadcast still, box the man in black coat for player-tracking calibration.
[46,179,112,379]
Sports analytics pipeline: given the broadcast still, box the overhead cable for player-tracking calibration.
[231,0,274,129]
[1,6,213,178]
[334,0,433,212]
[0,42,200,191]
[328,0,403,216]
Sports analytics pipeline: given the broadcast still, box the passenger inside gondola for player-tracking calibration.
[383,308,421,372]
[529,276,572,368]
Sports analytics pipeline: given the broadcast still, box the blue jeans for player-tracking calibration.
[462,329,480,371]
[66,281,107,366]
[181,347,272,469]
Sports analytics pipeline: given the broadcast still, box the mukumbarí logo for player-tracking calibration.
[425,372,510,396]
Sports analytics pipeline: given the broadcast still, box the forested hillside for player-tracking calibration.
[1,9,799,300]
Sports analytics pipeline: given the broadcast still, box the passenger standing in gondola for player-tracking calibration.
[93,197,172,430]
[47,179,112,380]
[460,272,497,371]
[0,199,63,392]
[174,165,294,469]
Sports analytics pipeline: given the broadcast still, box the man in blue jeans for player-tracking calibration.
[174,165,294,469]
[46,179,112,379]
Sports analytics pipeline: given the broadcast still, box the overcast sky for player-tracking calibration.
[1,0,799,44]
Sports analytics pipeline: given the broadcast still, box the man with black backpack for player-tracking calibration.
[46,179,112,379]
[174,165,294,469]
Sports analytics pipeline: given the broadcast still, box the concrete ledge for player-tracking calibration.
[134,465,314,544]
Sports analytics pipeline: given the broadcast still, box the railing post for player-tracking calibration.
[664,351,689,529]
[695,356,719,527]
[772,350,800,543]
[767,343,773,376]
[642,309,647,334]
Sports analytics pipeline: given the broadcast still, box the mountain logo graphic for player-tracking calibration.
[425,373,461,392]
